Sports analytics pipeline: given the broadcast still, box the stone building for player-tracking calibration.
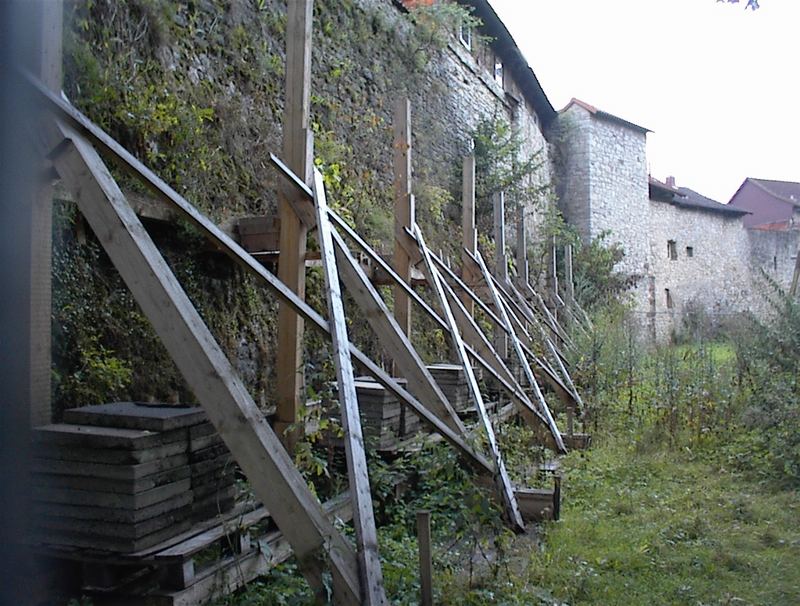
[555,99,799,341]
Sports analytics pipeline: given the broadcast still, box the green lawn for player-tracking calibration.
[440,436,800,606]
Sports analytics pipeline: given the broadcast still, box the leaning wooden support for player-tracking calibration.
[26,77,496,479]
[49,123,362,603]
[475,251,566,454]
[312,169,387,605]
[331,228,467,437]
[415,224,524,532]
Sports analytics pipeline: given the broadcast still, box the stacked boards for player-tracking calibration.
[30,402,235,553]
[427,364,471,414]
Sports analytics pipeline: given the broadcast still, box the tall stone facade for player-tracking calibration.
[555,99,799,342]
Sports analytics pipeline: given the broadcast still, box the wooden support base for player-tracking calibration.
[562,433,592,450]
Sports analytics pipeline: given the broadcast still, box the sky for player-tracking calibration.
[488,0,800,203]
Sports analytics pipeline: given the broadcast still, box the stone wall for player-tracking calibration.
[648,201,753,341]
[56,0,554,411]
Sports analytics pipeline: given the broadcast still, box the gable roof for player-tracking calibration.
[561,98,652,134]
[649,177,750,217]
[747,178,800,208]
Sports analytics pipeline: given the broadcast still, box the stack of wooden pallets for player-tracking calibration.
[427,363,471,413]
[30,402,235,553]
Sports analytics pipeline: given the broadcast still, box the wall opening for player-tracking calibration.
[665,288,674,309]
[667,240,677,260]
[459,23,472,50]
[686,246,694,258]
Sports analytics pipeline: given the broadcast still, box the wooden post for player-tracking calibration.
[50,126,363,602]
[29,0,62,427]
[416,511,433,606]
[493,191,507,358]
[312,170,386,604]
[461,155,476,315]
[393,98,413,341]
[275,0,313,451]
[790,248,800,298]
[515,204,527,287]
[565,243,575,307]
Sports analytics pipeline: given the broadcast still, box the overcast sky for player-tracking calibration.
[488,0,800,203]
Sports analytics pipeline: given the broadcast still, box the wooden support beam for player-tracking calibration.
[565,244,575,307]
[332,229,467,437]
[475,251,566,454]
[29,0,62,427]
[492,192,507,357]
[791,247,800,298]
[515,204,527,287]
[415,224,524,532]
[275,0,314,450]
[51,124,361,604]
[461,155,476,315]
[416,511,433,606]
[312,170,386,605]
[393,98,414,341]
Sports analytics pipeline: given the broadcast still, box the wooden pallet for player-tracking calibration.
[33,492,353,606]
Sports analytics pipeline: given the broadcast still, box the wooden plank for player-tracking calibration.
[461,155,476,315]
[476,250,567,454]
[312,168,386,605]
[332,228,467,437]
[49,126,361,604]
[416,511,433,606]
[492,192,508,357]
[63,402,206,431]
[28,0,63,427]
[415,224,524,532]
[791,247,800,297]
[275,0,314,450]
[30,453,188,481]
[516,204,528,286]
[393,98,413,339]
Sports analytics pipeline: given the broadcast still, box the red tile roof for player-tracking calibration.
[560,98,652,134]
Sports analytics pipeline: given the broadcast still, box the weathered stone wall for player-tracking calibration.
[56,0,553,412]
[553,105,591,240]
[648,202,753,341]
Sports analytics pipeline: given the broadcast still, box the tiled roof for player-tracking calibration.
[561,98,652,134]
[648,177,750,217]
[748,178,800,208]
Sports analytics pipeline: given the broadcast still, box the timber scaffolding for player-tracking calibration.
[22,4,592,604]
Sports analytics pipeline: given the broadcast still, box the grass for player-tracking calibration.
[439,434,800,605]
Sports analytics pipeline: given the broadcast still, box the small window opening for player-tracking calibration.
[773,255,778,271]
[685,246,694,258]
[494,61,503,87]
[665,288,674,309]
[667,240,677,260]
[459,24,472,50]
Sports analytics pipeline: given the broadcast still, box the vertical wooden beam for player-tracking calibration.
[52,126,362,603]
[415,225,524,532]
[493,191,507,357]
[515,204,527,287]
[416,511,433,606]
[393,98,413,340]
[790,248,800,298]
[461,155,476,315]
[275,0,313,449]
[29,0,62,427]
[312,170,386,605]
[565,244,575,306]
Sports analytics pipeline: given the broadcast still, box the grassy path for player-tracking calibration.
[441,437,800,605]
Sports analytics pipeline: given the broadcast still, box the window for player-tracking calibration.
[667,240,677,260]
[665,288,674,309]
[494,61,504,87]
[459,23,472,50]
[685,246,694,258]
